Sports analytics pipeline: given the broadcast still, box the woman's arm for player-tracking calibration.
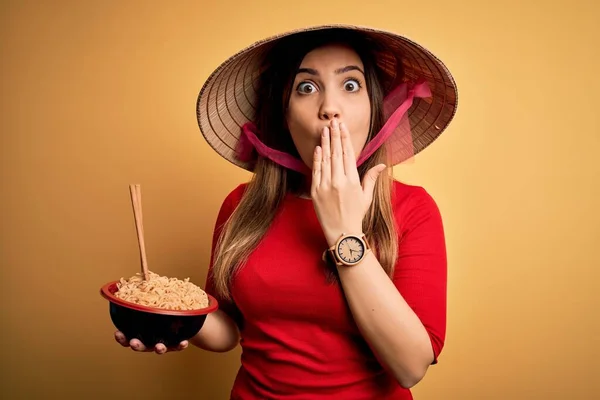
[189,309,240,352]
[311,120,447,388]
[334,188,447,389]
[336,251,435,388]
[194,184,247,353]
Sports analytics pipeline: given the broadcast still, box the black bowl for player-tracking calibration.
[100,281,218,348]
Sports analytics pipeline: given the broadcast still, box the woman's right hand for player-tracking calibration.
[114,331,188,355]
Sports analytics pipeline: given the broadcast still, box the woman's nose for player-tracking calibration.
[319,95,341,120]
[320,109,340,120]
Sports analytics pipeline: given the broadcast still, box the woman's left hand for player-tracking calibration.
[311,119,387,247]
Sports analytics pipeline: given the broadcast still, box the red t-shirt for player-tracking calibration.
[204,179,447,400]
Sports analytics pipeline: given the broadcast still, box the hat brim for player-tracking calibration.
[196,24,458,171]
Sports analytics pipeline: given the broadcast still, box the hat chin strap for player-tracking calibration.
[236,79,431,175]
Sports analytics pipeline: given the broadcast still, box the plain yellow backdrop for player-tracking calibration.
[1,0,598,399]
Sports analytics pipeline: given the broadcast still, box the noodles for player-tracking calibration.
[114,271,209,310]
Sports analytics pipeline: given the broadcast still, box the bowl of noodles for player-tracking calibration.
[100,270,218,348]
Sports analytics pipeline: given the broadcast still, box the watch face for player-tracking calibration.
[337,236,365,264]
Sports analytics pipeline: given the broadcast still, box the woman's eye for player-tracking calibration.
[344,79,361,92]
[297,82,316,94]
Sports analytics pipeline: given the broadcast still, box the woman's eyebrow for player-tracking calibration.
[296,65,365,76]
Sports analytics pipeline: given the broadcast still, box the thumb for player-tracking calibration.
[362,164,387,199]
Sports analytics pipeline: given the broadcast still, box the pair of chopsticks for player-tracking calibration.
[129,184,149,280]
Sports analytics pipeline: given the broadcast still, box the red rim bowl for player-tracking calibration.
[100,281,219,316]
[100,280,219,348]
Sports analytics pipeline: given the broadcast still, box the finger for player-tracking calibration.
[115,331,129,347]
[320,127,331,186]
[330,119,344,181]
[129,338,148,352]
[362,164,387,201]
[154,343,167,355]
[312,145,322,193]
[177,341,189,351]
[340,122,359,182]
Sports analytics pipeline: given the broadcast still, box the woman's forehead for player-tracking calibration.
[299,43,364,69]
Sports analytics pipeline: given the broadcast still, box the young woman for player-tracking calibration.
[115,25,458,399]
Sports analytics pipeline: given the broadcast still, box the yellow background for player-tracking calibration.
[2,0,598,399]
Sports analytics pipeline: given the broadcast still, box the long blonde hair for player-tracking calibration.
[210,30,400,301]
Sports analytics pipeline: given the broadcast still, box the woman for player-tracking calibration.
[115,25,458,399]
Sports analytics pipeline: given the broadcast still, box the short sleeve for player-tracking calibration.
[392,186,447,364]
[203,184,246,328]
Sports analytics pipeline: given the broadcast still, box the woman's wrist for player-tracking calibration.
[324,227,364,248]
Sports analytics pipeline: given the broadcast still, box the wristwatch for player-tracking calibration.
[322,233,371,267]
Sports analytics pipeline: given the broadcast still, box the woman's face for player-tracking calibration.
[285,43,371,170]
